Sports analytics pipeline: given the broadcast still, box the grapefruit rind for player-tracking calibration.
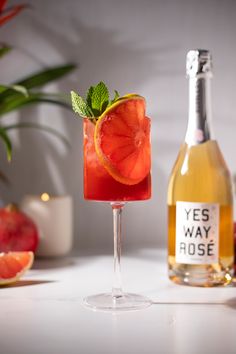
[94,95,151,185]
[0,251,34,286]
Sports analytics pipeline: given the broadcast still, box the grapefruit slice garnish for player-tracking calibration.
[94,95,151,185]
[0,251,34,285]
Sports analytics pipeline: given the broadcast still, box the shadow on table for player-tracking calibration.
[0,280,55,289]
[224,297,236,310]
[33,253,101,270]
[33,257,76,270]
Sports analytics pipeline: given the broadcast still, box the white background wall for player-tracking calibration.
[1,0,236,252]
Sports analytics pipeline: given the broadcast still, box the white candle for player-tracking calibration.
[21,194,73,257]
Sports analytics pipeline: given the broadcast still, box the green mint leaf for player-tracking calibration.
[91,82,109,116]
[86,86,94,107]
[71,83,122,122]
[71,91,94,118]
[110,90,120,105]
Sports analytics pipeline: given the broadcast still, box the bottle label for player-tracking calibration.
[175,201,219,264]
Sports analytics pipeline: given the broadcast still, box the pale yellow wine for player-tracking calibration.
[168,141,234,286]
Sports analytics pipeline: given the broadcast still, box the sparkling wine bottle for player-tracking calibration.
[167,49,234,286]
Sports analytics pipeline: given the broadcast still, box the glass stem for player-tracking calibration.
[111,202,125,298]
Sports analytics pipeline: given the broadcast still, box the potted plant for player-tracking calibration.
[0,0,75,167]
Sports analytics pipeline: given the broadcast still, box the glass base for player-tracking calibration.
[83,293,151,312]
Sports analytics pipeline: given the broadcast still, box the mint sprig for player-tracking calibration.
[71,82,120,122]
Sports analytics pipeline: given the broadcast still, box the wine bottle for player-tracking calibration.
[167,49,234,286]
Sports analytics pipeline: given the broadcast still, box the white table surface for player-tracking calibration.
[0,249,236,354]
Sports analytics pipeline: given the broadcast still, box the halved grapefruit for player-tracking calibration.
[94,95,151,185]
[0,251,34,285]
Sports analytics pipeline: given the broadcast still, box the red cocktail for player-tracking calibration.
[71,85,152,311]
[83,119,151,201]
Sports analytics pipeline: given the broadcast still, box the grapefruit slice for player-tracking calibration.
[94,95,151,185]
[0,251,34,285]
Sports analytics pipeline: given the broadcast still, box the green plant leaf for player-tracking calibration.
[4,122,70,148]
[0,64,76,102]
[0,127,12,161]
[0,63,76,163]
[11,85,29,97]
[0,43,11,58]
[0,92,71,116]
[91,82,109,115]
[0,84,28,96]
[14,64,76,90]
[71,91,94,118]
[0,85,9,94]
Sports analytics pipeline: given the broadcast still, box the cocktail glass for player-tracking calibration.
[83,98,151,311]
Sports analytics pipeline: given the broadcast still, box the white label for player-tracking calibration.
[176,201,219,264]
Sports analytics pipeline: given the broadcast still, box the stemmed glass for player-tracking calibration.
[83,98,151,312]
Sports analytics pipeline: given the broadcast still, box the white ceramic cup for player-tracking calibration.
[21,194,73,257]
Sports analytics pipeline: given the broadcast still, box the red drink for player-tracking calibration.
[83,119,151,201]
[72,86,153,311]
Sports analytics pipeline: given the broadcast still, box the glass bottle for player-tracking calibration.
[167,49,234,286]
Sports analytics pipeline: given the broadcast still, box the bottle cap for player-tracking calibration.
[186,49,212,77]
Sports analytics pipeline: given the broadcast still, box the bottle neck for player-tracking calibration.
[185,76,213,145]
